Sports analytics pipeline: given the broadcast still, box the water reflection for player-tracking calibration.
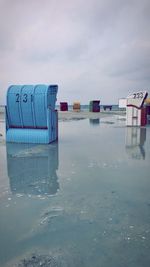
[147,115,150,124]
[89,118,100,125]
[6,142,59,195]
[125,127,146,160]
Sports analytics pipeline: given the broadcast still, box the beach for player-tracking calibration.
[58,110,126,120]
[0,109,150,267]
[0,109,126,122]
[0,110,126,140]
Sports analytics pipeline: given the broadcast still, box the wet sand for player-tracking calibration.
[0,110,126,139]
[0,110,125,121]
[58,110,126,120]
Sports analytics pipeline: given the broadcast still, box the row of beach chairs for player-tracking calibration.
[60,101,112,112]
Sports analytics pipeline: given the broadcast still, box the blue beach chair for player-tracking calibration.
[5,84,58,144]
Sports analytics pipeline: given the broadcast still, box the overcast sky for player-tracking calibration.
[0,0,150,105]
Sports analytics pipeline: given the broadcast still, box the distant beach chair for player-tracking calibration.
[103,105,112,111]
[89,100,100,112]
[60,102,68,111]
[73,102,81,111]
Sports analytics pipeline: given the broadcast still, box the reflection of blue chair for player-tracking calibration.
[6,84,58,143]
[7,143,59,195]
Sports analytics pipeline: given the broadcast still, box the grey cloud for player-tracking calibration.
[108,41,150,80]
[0,0,150,104]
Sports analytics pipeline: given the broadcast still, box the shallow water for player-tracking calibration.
[0,115,150,267]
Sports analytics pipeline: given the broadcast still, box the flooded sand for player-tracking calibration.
[0,114,150,267]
